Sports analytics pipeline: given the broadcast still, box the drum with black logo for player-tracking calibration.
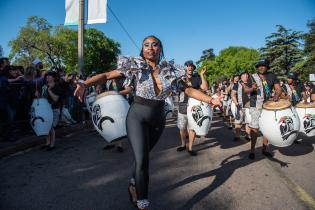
[295,103,315,137]
[30,98,53,136]
[259,99,300,147]
[85,92,97,113]
[187,98,212,136]
[92,91,129,142]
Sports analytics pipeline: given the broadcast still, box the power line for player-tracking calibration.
[107,4,140,51]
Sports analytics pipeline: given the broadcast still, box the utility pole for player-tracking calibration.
[78,0,84,76]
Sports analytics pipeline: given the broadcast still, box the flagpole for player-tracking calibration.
[78,0,84,76]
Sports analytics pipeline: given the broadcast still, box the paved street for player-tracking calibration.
[1,112,315,210]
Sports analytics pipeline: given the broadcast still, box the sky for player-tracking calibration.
[0,0,314,65]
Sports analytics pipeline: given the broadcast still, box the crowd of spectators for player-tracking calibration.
[0,57,87,142]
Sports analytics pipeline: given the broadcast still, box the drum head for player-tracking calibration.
[295,103,315,108]
[95,91,120,100]
[263,99,291,110]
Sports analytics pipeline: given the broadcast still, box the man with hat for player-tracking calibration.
[243,59,282,159]
[176,60,208,156]
[281,72,307,106]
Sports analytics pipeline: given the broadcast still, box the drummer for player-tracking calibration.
[41,71,63,151]
[101,77,132,152]
[281,72,307,105]
[243,59,282,159]
[176,60,208,156]
[231,71,251,141]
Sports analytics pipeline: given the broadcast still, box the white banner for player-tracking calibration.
[87,0,107,24]
[310,74,315,82]
[64,0,79,25]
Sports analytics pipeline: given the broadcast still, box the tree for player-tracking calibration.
[196,48,215,65]
[198,46,260,84]
[294,18,315,80]
[9,16,121,75]
[0,45,3,57]
[260,25,303,75]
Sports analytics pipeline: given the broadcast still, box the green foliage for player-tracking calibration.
[196,48,215,65]
[198,46,260,84]
[293,18,315,81]
[9,16,121,75]
[260,25,303,75]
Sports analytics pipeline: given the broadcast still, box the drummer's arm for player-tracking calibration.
[200,70,208,91]
[47,88,59,103]
[311,93,315,102]
[185,87,222,107]
[84,70,122,87]
[119,86,132,95]
[302,91,307,103]
[274,83,282,100]
[231,90,238,106]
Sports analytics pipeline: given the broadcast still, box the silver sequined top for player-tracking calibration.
[117,56,185,100]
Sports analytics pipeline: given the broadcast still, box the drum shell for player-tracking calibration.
[244,108,251,124]
[259,106,300,147]
[92,93,129,142]
[85,92,97,113]
[30,98,53,136]
[187,98,212,136]
[164,96,174,119]
[295,107,315,137]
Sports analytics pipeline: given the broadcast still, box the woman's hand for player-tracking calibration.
[74,82,86,102]
[210,95,223,107]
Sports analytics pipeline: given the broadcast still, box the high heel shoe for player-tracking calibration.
[128,183,137,208]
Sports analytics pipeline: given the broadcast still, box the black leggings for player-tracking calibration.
[126,97,165,200]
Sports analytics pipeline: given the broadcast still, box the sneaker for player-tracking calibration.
[248,153,255,160]
[188,150,197,156]
[176,145,186,152]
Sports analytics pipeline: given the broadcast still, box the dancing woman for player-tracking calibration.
[74,35,222,210]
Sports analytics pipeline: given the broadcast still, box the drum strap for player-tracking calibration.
[284,84,292,97]
[237,82,243,108]
[252,74,264,108]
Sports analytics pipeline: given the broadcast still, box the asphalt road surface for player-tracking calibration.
[1,112,315,210]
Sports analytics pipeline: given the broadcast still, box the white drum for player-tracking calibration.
[85,92,97,113]
[295,103,315,137]
[230,102,237,119]
[92,91,129,142]
[244,108,251,124]
[30,98,53,136]
[259,100,300,147]
[164,96,174,119]
[187,98,213,136]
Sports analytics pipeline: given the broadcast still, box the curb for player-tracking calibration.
[0,123,92,159]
